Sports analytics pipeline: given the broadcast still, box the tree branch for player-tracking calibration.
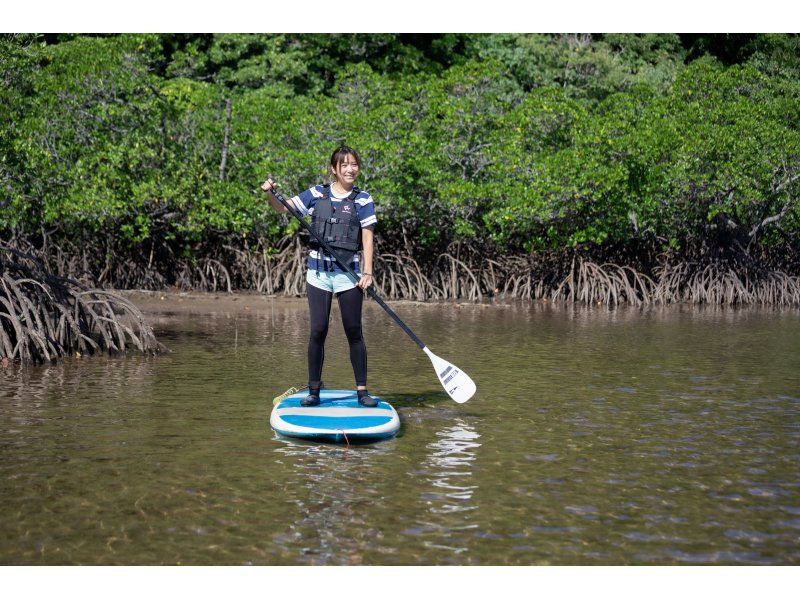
[219,97,232,181]
[774,171,800,194]
[749,170,800,241]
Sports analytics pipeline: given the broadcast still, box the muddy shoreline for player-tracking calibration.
[116,289,497,316]
[116,289,800,321]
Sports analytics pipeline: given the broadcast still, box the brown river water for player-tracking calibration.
[1,293,799,565]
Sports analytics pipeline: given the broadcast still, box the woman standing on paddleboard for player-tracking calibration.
[261,146,378,407]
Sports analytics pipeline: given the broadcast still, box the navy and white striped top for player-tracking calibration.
[289,184,377,274]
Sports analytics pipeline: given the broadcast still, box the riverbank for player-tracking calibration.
[117,290,307,315]
[117,289,800,320]
[116,289,505,316]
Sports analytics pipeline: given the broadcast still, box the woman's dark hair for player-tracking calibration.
[329,145,362,179]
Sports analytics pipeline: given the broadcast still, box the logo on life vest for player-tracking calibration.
[342,204,351,213]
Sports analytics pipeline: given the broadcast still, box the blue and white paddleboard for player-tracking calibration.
[270,389,400,443]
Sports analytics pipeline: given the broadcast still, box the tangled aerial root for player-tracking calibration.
[532,258,799,307]
[3,238,798,306]
[649,262,800,306]
[1,243,162,366]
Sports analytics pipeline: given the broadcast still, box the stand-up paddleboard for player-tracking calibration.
[270,389,400,443]
[265,184,477,405]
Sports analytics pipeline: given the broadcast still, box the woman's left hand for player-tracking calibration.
[358,273,374,290]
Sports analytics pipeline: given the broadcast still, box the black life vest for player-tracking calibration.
[310,184,362,270]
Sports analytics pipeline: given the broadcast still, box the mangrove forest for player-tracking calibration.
[2,33,800,305]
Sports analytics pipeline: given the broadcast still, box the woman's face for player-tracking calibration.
[332,154,360,185]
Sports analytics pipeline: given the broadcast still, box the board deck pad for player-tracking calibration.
[270,389,400,443]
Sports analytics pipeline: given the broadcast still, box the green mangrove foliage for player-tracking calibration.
[1,34,799,303]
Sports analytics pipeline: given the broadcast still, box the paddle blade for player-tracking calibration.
[423,347,476,403]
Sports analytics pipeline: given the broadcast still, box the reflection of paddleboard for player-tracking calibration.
[270,389,400,443]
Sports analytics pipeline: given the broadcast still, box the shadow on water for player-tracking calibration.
[381,390,452,407]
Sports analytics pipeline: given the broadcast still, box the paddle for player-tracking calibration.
[265,183,477,404]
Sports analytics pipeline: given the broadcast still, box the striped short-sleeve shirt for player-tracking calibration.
[289,184,377,274]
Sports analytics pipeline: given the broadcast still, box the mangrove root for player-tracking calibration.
[1,243,162,366]
[4,238,799,306]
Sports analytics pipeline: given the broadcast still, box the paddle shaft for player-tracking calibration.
[271,188,426,350]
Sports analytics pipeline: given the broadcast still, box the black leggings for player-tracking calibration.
[307,282,367,387]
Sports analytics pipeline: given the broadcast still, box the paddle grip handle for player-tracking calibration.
[271,188,427,350]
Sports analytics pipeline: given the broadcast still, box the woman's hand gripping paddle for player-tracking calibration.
[264,181,477,404]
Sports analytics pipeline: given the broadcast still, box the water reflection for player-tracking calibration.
[423,422,481,513]
[269,436,400,565]
[404,420,481,555]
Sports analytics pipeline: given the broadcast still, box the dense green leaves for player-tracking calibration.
[1,33,799,268]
